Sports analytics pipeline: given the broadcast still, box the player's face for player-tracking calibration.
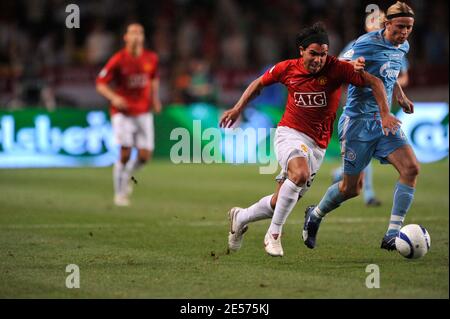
[124,24,145,48]
[301,44,328,74]
[386,17,414,45]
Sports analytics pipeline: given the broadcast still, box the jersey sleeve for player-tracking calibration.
[401,56,409,72]
[96,53,120,84]
[261,61,288,86]
[339,40,356,60]
[335,59,366,87]
[341,36,374,62]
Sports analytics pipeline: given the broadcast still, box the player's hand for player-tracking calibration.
[219,108,241,128]
[398,95,414,114]
[381,113,402,136]
[112,95,128,110]
[351,57,365,72]
[153,100,162,114]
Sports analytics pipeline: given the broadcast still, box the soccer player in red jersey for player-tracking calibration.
[220,22,400,257]
[96,23,162,206]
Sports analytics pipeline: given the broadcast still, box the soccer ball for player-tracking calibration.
[395,224,431,259]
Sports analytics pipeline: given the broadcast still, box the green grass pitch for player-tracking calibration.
[0,160,448,298]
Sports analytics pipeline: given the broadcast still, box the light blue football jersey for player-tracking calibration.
[340,29,410,117]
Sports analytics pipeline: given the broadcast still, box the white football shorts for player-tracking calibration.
[274,126,326,197]
[111,113,155,151]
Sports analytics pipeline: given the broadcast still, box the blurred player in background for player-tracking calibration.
[220,22,397,257]
[96,23,162,206]
[331,8,411,207]
[304,2,417,251]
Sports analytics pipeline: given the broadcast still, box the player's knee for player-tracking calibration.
[270,194,277,210]
[138,150,152,163]
[341,184,361,199]
[399,162,420,183]
[288,170,309,186]
[405,162,420,178]
[120,153,131,164]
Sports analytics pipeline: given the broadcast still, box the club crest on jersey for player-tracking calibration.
[317,76,328,86]
[143,63,153,72]
[294,92,327,107]
[342,49,354,60]
[344,148,356,161]
[98,68,107,78]
[300,144,308,154]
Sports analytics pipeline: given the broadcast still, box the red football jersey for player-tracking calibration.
[96,49,159,116]
[261,56,366,148]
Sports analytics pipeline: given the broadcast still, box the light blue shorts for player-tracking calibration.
[338,114,409,175]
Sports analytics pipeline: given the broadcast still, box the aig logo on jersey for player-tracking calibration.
[294,92,327,107]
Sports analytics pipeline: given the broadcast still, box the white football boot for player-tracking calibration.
[227,207,248,252]
[264,232,284,257]
[114,194,130,207]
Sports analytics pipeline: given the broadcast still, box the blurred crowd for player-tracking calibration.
[0,0,448,109]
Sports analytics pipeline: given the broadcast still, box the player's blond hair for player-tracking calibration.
[365,10,386,32]
[386,1,414,18]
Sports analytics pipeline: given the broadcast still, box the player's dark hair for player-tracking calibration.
[296,22,329,49]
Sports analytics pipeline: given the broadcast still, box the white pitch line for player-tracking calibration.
[2,217,445,229]
[168,216,446,227]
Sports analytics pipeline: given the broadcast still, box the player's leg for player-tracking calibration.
[331,166,343,184]
[234,166,314,233]
[363,161,382,207]
[303,172,364,248]
[112,113,134,206]
[234,182,279,228]
[265,156,309,256]
[114,146,132,200]
[228,182,280,252]
[303,116,373,248]
[381,145,419,249]
[126,148,153,178]
[124,113,155,194]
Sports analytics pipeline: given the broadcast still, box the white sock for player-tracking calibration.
[113,162,126,196]
[268,179,302,235]
[237,195,274,226]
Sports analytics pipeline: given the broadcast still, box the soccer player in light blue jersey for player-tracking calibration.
[303,1,418,251]
[332,9,410,207]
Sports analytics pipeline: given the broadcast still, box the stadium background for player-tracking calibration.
[0,0,448,299]
[0,0,448,168]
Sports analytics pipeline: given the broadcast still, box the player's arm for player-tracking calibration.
[397,71,409,88]
[394,80,414,114]
[151,78,162,114]
[340,56,366,72]
[361,71,402,135]
[96,55,128,110]
[96,83,128,110]
[219,76,264,128]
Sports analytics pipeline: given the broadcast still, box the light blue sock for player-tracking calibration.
[363,163,376,203]
[386,182,415,236]
[312,183,346,221]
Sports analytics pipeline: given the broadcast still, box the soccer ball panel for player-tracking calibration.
[395,224,430,259]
